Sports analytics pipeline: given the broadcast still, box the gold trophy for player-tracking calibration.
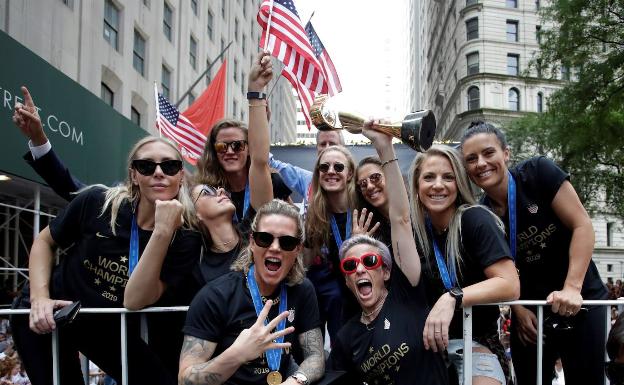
[310,95,436,152]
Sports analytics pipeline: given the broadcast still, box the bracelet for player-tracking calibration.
[381,158,398,168]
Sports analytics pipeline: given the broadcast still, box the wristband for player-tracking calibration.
[246,91,267,100]
[381,158,398,168]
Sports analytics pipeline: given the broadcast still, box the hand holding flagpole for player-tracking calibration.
[263,0,275,52]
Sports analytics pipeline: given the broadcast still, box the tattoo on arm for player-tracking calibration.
[297,328,325,381]
[395,242,402,268]
[179,336,222,385]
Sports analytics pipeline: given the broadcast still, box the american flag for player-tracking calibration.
[305,22,342,96]
[282,66,315,128]
[156,93,207,162]
[257,0,328,94]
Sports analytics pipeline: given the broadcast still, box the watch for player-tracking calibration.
[291,371,309,385]
[448,287,463,310]
[246,91,267,100]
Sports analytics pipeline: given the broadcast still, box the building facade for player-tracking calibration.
[409,0,624,282]
[0,0,296,142]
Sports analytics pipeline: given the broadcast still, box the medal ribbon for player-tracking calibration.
[482,171,516,261]
[330,213,352,250]
[425,218,456,290]
[129,213,139,275]
[247,264,287,373]
[235,182,251,223]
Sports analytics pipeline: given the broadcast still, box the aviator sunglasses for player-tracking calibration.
[319,162,346,174]
[252,231,301,251]
[357,172,383,191]
[340,252,384,275]
[194,185,231,205]
[214,140,248,154]
[131,159,183,176]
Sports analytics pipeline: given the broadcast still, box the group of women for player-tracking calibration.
[9,50,606,385]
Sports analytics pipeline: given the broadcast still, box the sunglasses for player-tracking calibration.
[319,162,346,174]
[214,140,248,154]
[132,159,183,176]
[340,252,384,275]
[252,231,300,251]
[543,307,588,332]
[194,185,231,205]
[357,172,383,191]
[606,361,624,384]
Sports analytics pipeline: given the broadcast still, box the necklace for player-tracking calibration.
[211,237,237,252]
[261,295,280,305]
[361,290,388,324]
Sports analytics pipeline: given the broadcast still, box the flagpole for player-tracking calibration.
[154,82,161,138]
[263,0,275,51]
[175,41,233,107]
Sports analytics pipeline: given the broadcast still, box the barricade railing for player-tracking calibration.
[0,300,619,385]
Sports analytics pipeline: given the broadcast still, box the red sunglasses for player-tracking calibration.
[340,252,383,275]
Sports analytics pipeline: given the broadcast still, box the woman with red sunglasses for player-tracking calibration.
[11,136,202,385]
[408,144,519,384]
[327,124,448,385]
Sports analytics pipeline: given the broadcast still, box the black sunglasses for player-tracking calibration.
[319,162,346,174]
[543,307,588,332]
[194,185,231,205]
[214,140,248,154]
[132,159,183,176]
[357,172,383,191]
[606,361,624,384]
[252,231,300,251]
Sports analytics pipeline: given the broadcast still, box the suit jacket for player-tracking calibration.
[24,149,84,202]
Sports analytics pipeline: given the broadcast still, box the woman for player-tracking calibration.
[409,144,519,384]
[10,136,201,385]
[305,144,363,343]
[179,200,325,385]
[328,123,448,385]
[355,156,389,245]
[460,121,607,385]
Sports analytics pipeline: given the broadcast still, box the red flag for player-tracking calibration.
[257,0,328,94]
[182,60,227,137]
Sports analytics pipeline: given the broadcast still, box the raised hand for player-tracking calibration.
[29,297,74,334]
[154,199,184,235]
[249,52,273,92]
[230,300,295,363]
[12,86,47,146]
[351,208,380,237]
[362,119,393,149]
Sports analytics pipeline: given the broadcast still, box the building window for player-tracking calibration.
[536,26,542,44]
[131,107,141,126]
[241,71,246,94]
[467,86,480,110]
[162,65,171,100]
[133,30,146,76]
[221,38,225,62]
[235,18,239,42]
[466,0,478,5]
[61,0,74,9]
[507,20,518,42]
[207,9,214,40]
[190,36,198,69]
[163,2,173,42]
[101,83,114,106]
[191,0,198,16]
[608,222,615,246]
[508,88,520,111]
[242,34,247,55]
[143,0,150,7]
[466,18,478,40]
[506,0,517,8]
[103,0,120,50]
[536,0,540,9]
[243,0,247,17]
[221,0,226,18]
[507,54,519,76]
[233,99,238,117]
[189,92,196,105]
[233,59,238,83]
[608,264,614,272]
[537,92,543,112]
[205,59,212,85]
[536,59,543,78]
[467,52,479,75]
[561,65,570,80]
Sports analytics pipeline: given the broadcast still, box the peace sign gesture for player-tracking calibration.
[12,86,48,146]
[230,300,295,363]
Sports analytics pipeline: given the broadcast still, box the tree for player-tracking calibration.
[505,0,624,215]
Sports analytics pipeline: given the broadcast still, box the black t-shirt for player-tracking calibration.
[183,272,321,385]
[48,187,201,307]
[486,157,606,300]
[421,206,511,339]
[328,268,448,385]
[231,173,292,221]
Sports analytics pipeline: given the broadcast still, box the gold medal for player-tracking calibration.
[267,371,282,385]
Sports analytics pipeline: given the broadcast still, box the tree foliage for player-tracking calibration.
[505,0,624,215]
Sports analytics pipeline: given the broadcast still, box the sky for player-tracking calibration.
[287,0,409,139]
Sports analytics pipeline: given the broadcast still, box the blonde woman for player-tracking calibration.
[409,145,519,384]
[11,136,201,385]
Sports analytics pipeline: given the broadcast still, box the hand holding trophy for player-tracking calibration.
[310,95,436,152]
